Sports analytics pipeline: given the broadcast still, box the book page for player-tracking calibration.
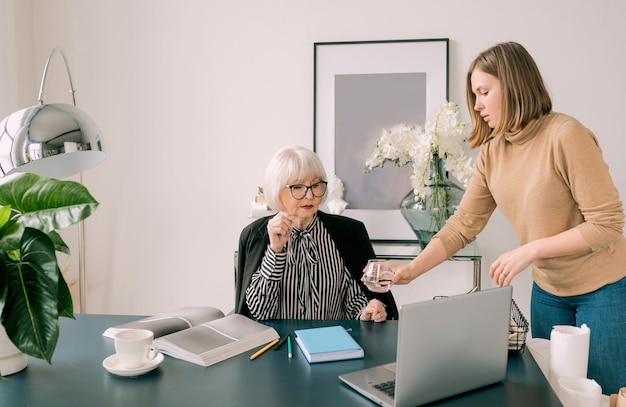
[206,314,273,340]
[155,314,280,367]
[102,306,225,338]
[160,325,235,355]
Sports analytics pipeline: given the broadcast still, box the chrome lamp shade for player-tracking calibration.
[0,47,105,179]
[0,103,105,179]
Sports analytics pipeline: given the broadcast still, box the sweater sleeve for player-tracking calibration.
[435,145,497,257]
[552,119,624,250]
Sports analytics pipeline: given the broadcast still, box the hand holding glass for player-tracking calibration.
[364,260,394,293]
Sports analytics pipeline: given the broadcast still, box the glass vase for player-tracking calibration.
[399,154,465,249]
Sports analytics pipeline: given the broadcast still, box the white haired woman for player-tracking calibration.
[236,145,397,322]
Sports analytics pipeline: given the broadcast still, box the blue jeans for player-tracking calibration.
[531,278,626,395]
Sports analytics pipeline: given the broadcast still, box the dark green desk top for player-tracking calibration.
[3,314,561,407]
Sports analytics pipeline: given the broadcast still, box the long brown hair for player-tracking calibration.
[465,42,552,148]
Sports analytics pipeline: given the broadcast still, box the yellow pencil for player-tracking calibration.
[250,338,279,360]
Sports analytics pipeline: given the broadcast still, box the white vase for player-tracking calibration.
[0,324,28,376]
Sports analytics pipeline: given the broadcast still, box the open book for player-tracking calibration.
[103,306,279,367]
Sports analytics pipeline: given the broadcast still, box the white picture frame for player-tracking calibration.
[314,38,449,239]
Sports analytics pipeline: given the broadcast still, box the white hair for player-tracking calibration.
[263,145,328,211]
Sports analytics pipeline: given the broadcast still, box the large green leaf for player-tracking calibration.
[48,230,70,255]
[0,173,99,234]
[0,205,10,228]
[1,228,60,362]
[0,215,22,254]
[56,269,74,319]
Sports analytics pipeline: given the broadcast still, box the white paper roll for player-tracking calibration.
[558,377,601,407]
[549,324,590,383]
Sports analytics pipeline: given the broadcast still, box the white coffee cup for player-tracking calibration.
[114,329,159,369]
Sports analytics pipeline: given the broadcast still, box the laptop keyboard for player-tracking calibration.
[373,380,396,397]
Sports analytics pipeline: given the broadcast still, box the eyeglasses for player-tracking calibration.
[284,181,328,200]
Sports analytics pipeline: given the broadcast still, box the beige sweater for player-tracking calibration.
[437,112,626,296]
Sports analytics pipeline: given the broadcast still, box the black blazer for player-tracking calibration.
[236,211,398,319]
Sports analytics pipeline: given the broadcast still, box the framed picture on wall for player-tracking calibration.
[314,38,449,240]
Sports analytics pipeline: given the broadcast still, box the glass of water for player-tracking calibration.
[364,259,394,293]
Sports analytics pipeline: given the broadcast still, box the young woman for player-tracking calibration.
[390,42,625,394]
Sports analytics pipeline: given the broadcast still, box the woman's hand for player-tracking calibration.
[390,263,417,285]
[489,245,534,286]
[490,229,590,286]
[359,299,387,322]
[267,211,294,253]
[360,261,413,286]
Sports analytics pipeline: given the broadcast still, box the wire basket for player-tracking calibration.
[509,299,529,354]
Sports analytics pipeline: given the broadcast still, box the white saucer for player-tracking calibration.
[102,352,164,377]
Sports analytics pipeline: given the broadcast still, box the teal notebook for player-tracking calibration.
[293,325,364,363]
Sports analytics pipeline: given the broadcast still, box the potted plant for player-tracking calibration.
[0,172,99,367]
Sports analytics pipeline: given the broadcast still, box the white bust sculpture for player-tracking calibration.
[326,175,349,215]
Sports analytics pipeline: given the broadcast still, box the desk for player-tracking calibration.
[373,240,482,293]
[4,315,560,407]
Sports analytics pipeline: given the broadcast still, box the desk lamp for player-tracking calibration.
[0,47,106,313]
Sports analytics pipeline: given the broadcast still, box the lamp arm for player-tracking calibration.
[37,47,77,107]
[34,47,89,313]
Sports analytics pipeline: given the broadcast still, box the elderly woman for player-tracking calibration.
[236,145,397,322]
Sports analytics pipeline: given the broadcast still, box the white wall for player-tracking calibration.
[0,0,36,112]
[2,0,626,323]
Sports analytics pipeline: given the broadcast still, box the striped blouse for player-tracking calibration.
[245,215,369,320]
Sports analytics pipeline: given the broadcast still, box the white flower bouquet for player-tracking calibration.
[364,101,473,201]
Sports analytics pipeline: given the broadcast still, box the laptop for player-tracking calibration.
[339,286,512,407]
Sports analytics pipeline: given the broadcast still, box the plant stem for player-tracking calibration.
[428,154,449,230]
